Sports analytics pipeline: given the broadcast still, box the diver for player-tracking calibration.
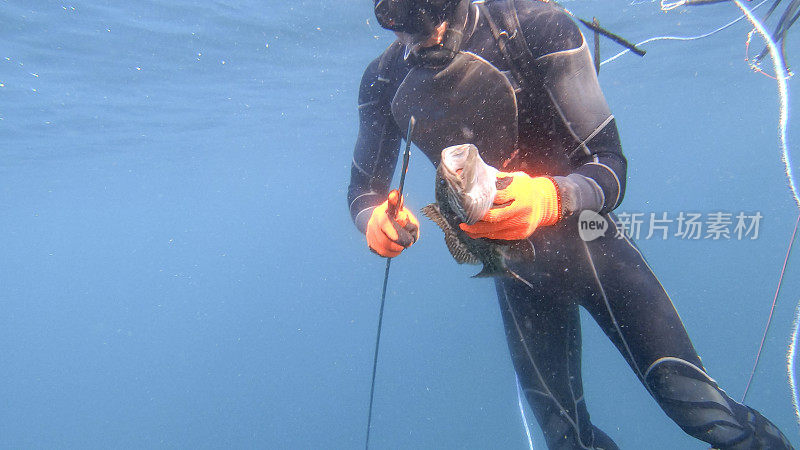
[347,0,794,448]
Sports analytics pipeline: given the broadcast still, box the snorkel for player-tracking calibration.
[374,0,470,67]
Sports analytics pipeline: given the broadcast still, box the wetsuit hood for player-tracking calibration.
[375,0,470,67]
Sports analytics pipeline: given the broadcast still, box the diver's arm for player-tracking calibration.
[348,56,403,234]
[520,8,628,216]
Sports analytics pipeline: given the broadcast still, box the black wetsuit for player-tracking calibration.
[348,1,793,448]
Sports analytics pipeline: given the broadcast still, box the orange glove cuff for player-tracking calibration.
[537,176,562,227]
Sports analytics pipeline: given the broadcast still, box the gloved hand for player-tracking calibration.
[366,189,420,257]
[459,172,561,240]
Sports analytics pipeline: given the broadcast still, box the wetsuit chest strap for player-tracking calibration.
[478,0,537,94]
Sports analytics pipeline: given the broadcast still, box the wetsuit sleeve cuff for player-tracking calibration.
[552,174,605,217]
[354,206,377,235]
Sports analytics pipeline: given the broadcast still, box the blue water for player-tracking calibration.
[1,1,798,448]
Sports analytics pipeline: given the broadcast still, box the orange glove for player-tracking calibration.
[459,172,561,240]
[366,189,420,257]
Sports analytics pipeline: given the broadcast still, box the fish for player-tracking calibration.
[421,143,535,278]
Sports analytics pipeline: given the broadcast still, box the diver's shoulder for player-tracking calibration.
[382,40,407,69]
[361,40,402,76]
[371,40,405,68]
[362,40,407,78]
[512,0,583,58]
[512,0,572,24]
[358,40,407,103]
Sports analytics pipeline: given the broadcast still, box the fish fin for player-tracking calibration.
[471,240,535,278]
[422,204,480,265]
[421,204,448,230]
[471,255,508,278]
[472,267,498,278]
[472,266,536,290]
[446,234,481,265]
[471,263,508,278]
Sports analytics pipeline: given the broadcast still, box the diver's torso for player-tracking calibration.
[381,1,576,177]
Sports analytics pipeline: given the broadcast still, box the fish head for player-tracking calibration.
[439,144,498,225]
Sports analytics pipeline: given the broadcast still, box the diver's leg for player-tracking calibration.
[579,216,793,449]
[495,275,618,450]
